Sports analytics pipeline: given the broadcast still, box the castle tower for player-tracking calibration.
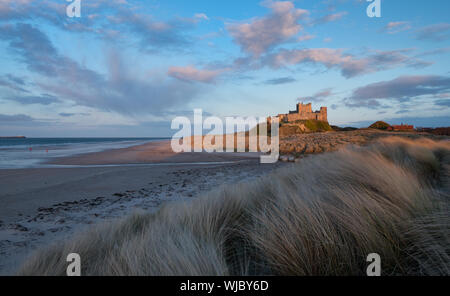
[297,103,312,114]
[319,107,327,122]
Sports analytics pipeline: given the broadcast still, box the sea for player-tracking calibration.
[0,138,169,169]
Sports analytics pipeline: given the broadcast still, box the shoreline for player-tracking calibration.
[45,140,262,166]
[0,138,170,170]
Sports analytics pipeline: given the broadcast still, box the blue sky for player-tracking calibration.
[0,0,449,137]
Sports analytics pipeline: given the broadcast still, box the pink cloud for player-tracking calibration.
[227,1,308,56]
[264,48,431,78]
[383,21,411,34]
[311,11,347,25]
[168,66,224,83]
[297,34,315,42]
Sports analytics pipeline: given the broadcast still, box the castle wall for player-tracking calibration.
[270,103,328,123]
[285,112,317,122]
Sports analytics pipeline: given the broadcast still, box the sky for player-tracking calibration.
[0,0,449,137]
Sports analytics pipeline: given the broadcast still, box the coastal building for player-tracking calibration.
[387,124,414,131]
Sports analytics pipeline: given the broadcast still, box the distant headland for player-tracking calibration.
[0,136,26,139]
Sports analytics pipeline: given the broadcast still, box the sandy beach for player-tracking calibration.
[2,134,448,275]
[0,140,283,275]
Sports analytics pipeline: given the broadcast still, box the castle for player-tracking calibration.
[271,103,328,123]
